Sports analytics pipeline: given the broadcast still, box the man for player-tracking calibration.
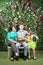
[16,24,28,60]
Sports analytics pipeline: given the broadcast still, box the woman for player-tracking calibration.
[6,24,17,61]
[26,29,38,60]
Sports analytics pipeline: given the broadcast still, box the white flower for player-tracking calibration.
[27,19,28,21]
[14,18,17,20]
[36,7,41,13]
[15,5,16,8]
[29,28,31,30]
[14,10,15,12]
[12,1,13,2]
[24,11,26,13]
[33,14,35,16]
[17,3,20,6]
[28,15,30,17]
[9,2,11,5]
[16,2,18,4]
[5,28,8,32]
[29,22,30,23]
[9,17,11,19]
[17,12,19,14]
[31,12,33,14]
[19,15,21,18]
[29,9,31,12]
[6,3,8,4]
[0,10,2,12]
[15,21,17,23]
[28,7,30,9]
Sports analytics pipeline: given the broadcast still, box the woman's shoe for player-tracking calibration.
[10,57,14,61]
[28,56,31,60]
[33,57,36,60]
[28,57,31,60]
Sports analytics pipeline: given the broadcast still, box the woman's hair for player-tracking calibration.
[8,24,15,32]
[28,28,32,35]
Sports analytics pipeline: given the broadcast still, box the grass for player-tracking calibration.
[0,51,43,65]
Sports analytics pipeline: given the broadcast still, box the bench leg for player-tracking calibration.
[8,47,11,59]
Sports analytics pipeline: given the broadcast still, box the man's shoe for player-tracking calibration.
[24,56,27,60]
[16,56,19,61]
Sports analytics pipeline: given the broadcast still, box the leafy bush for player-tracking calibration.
[0,0,43,50]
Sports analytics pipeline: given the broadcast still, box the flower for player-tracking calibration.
[27,19,28,21]
[15,5,16,8]
[40,14,43,22]
[29,9,31,12]
[33,14,35,16]
[17,12,19,15]
[38,28,42,31]
[14,17,17,21]
[5,28,8,32]
[27,7,30,10]
[16,2,18,4]
[9,2,11,5]
[19,15,21,18]
[14,21,18,23]
[0,10,2,12]
[6,2,8,4]
[11,5,16,9]
[28,15,30,17]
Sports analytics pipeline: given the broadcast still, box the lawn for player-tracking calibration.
[0,51,43,65]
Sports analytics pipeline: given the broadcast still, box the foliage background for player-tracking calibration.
[0,0,43,51]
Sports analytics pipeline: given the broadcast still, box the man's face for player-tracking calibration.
[19,25,24,30]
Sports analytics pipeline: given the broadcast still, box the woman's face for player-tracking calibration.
[12,26,15,31]
[28,30,32,35]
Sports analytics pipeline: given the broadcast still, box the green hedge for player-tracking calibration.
[0,0,43,51]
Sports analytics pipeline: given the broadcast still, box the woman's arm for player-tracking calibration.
[7,33,17,43]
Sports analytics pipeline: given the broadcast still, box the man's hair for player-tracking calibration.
[19,23,24,26]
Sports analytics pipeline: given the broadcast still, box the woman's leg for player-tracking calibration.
[32,48,36,59]
[11,43,16,53]
[8,41,16,61]
[28,47,31,59]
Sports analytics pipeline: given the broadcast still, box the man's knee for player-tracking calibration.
[23,43,27,48]
[16,43,20,48]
